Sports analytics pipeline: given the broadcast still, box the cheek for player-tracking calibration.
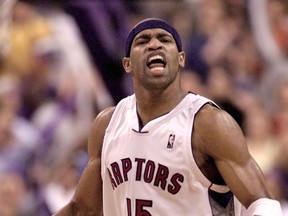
[168,56,181,71]
[131,57,146,72]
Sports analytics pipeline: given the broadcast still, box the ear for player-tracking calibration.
[122,57,132,74]
[179,52,185,68]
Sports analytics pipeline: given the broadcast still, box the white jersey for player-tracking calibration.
[101,93,247,216]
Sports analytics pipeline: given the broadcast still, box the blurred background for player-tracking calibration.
[0,0,287,215]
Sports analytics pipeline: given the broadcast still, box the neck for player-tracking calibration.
[135,88,187,126]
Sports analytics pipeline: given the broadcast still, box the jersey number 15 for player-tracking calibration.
[126,198,153,216]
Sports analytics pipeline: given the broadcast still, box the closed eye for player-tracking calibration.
[135,38,149,45]
[160,38,173,43]
[158,34,174,44]
[133,32,174,46]
[134,35,150,46]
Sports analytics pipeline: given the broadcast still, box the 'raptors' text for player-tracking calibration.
[107,157,184,195]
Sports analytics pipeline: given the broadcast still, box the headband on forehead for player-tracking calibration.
[125,18,182,57]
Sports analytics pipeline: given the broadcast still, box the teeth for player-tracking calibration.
[148,55,163,63]
[151,67,164,72]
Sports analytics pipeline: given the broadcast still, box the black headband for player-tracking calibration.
[125,18,182,57]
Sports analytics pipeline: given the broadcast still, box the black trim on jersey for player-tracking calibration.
[134,110,149,133]
[188,91,219,109]
[137,110,143,126]
[208,185,235,215]
[134,108,169,133]
[188,91,197,95]
[132,128,149,134]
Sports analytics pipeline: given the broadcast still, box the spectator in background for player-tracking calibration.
[169,1,196,52]
[248,0,288,113]
[180,69,206,96]
[0,73,40,176]
[3,1,51,79]
[65,0,130,103]
[1,1,53,119]
[29,0,114,166]
[1,1,114,214]
[244,107,279,175]
[39,160,80,215]
[266,78,288,209]
[273,79,288,144]
[205,65,245,128]
[0,73,40,215]
[268,0,288,56]
[248,0,288,213]
[185,0,242,83]
[0,172,37,216]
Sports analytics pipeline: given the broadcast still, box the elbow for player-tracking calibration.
[52,201,78,216]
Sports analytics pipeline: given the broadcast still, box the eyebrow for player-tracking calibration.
[134,31,173,41]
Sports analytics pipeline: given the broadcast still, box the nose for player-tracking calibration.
[147,38,162,51]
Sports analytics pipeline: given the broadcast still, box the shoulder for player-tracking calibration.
[87,107,116,158]
[194,102,241,132]
[95,107,116,125]
[193,103,248,159]
[92,95,134,132]
[90,107,116,137]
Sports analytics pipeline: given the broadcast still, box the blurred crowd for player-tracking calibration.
[0,0,287,215]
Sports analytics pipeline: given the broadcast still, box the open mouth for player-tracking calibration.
[147,54,166,70]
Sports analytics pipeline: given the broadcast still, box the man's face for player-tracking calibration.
[123,28,185,90]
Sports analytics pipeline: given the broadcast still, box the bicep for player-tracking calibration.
[196,106,271,208]
[72,157,102,214]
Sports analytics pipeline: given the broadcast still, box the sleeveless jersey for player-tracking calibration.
[101,93,247,216]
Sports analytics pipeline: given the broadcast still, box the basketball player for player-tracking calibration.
[53,18,283,215]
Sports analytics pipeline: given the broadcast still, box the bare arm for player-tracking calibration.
[193,104,272,208]
[52,107,115,216]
